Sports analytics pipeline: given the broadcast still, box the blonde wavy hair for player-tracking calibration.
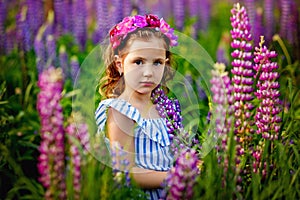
[99,28,176,99]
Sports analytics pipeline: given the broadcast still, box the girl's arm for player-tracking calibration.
[107,108,168,189]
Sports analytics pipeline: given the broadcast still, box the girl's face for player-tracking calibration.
[119,38,167,96]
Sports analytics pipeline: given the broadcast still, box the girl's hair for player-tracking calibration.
[99,28,176,99]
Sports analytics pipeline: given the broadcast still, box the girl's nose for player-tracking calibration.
[143,64,153,77]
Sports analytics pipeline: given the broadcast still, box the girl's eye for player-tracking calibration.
[134,60,143,65]
[153,60,163,66]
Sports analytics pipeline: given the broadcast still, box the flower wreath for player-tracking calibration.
[109,14,178,49]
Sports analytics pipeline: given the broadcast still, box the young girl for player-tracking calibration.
[95,14,182,200]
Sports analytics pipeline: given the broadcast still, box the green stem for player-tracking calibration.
[273,34,292,66]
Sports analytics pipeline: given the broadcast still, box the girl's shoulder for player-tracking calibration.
[95,98,143,128]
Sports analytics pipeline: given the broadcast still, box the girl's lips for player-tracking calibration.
[140,81,154,86]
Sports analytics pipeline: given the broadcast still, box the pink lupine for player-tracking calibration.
[165,149,199,200]
[37,67,66,199]
[253,36,282,140]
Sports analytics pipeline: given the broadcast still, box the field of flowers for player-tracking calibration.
[0,0,299,199]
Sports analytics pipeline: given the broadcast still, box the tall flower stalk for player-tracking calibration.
[253,36,281,140]
[37,67,66,199]
[230,3,255,191]
[165,149,198,200]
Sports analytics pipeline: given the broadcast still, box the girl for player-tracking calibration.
[95,14,182,200]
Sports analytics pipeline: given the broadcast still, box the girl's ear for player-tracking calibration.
[114,55,123,73]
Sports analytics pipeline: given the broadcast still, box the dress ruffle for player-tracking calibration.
[95,98,170,147]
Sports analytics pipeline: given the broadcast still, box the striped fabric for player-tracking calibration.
[95,98,173,200]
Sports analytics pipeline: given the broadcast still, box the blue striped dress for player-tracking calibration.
[95,98,173,200]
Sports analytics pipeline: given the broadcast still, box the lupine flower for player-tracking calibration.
[34,26,47,74]
[253,8,263,46]
[173,0,185,30]
[210,63,234,156]
[165,149,199,200]
[59,45,69,79]
[16,5,31,51]
[230,2,254,145]
[264,0,274,44]
[0,0,7,54]
[70,55,80,84]
[188,0,200,38]
[72,0,87,51]
[37,67,66,199]
[111,142,131,187]
[111,0,123,25]
[198,0,211,32]
[253,36,281,140]
[123,0,132,18]
[65,118,89,200]
[279,0,291,40]
[46,35,57,67]
[243,0,255,40]
[26,0,43,37]
[54,0,68,35]
[93,0,110,44]
[230,3,255,191]
[195,77,208,101]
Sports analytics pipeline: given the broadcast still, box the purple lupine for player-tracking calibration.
[37,67,66,199]
[253,8,263,46]
[253,36,281,140]
[165,149,199,200]
[26,0,43,38]
[286,0,299,45]
[198,0,211,32]
[72,0,87,51]
[59,45,69,79]
[111,142,131,187]
[0,0,7,54]
[195,77,207,100]
[5,28,16,54]
[279,0,291,40]
[65,122,84,200]
[210,63,234,157]
[34,26,47,74]
[173,0,185,30]
[93,0,110,44]
[70,55,80,84]
[46,35,57,67]
[264,0,274,44]
[54,0,68,35]
[111,0,123,24]
[16,5,31,52]
[123,0,132,17]
[188,0,200,38]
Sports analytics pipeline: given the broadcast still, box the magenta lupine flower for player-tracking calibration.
[165,149,199,200]
[37,67,66,199]
[264,0,274,44]
[253,36,281,140]
[230,2,254,141]
[72,0,87,51]
[70,56,80,84]
[243,0,255,40]
[173,0,185,30]
[59,45,69,79]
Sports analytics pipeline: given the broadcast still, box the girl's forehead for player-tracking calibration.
[126,38,167,55]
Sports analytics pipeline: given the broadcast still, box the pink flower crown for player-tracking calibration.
[109,14,178,49]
